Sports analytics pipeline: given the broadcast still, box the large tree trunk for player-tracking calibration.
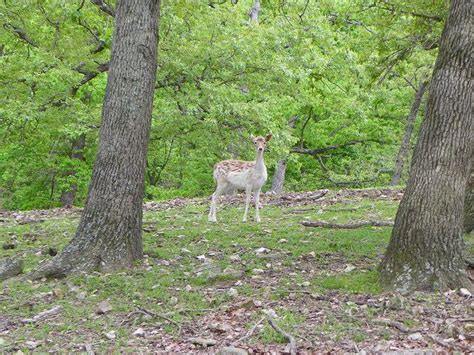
[465,161,474,234]
[60,134,86,206]
[379,0,473,292]
[30,0,160,279]
[390,78,429,186]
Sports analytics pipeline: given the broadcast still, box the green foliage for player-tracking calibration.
[0,0,442,209]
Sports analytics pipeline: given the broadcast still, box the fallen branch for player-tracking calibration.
[22,305,63,323]
[289,207,319,214]
[280,189,328,202]
[426,334,450,348]
[234,316,265,344]
[373,318,413,333]
[266,315,297,355]
[301,220,394,229]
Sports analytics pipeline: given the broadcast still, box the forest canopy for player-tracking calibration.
[0,0,445,210]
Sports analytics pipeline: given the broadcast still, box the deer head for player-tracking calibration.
[251,134,272,153]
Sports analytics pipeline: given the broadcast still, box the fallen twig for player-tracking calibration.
[266,315,297,355]
[301,220,394,229]
[234,316,265,344]
[457,317,474,322]
[373,318,413,333]
[22,305,63,323]
[289,207,320,214]
[136,306,182,332]
[426,334,450,348]
[164,308,214,316]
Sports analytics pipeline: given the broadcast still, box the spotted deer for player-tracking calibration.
[208,134,272,223]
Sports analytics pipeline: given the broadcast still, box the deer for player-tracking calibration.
[208,134,272,223]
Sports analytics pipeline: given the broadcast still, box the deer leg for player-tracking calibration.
[243,185,252,223]
[209,183,226,222]
[255,187,262,222]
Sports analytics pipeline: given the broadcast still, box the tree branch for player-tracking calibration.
[291,139,384,156]
[4,23,39,47]
[90,0,115,17]
[70,61,109,96]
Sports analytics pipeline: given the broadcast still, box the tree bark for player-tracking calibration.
[390,78,429,186]
[270,116,298,194]
[0,257,23,281]
[249,0,260,23]
[271,159,287,194]
[60,134,86,206]
[464,160,474,233]
[379,0,473,292]
[30,0,160,279]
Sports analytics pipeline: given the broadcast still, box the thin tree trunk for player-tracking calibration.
[60,134,86,206]
[379,0,473,292]
[30,0,161,279]
[271,116,298,194]
[271,159,287,194]
[249,0,260,23]
[390,78,429,186]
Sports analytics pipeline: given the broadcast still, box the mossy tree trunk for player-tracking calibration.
[379,0,473,292]
[30,0,161,279]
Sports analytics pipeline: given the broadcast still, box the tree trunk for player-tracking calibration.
[270,116,298,194]
[390,78,429,186]
[249,0,260,23]
[30,0,160,279]
[464,161,474,234]
[271,159,287,194]
[379,0,473,292]
[60,134,86,206]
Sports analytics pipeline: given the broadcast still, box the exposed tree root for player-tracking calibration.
[28,249,100,280]
[301,220,394,229]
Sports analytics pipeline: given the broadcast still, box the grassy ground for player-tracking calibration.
[1,190,473,353]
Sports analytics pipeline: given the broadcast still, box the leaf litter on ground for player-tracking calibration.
[1,188,473,353]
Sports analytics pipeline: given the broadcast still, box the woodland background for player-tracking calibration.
[0,0,443,210]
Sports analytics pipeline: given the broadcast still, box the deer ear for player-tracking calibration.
[250,134,256,142]
[265,134,273,142]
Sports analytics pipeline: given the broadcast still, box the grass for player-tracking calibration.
[1,194,472,352]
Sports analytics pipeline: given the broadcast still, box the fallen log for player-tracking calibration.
[301,220,394,229]
[0,257,24,281]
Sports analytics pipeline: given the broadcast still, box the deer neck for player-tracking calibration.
[254,150,266,174]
